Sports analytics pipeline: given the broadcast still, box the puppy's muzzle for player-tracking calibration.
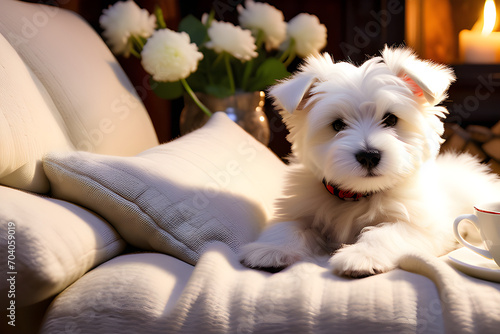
[355,149,381,170]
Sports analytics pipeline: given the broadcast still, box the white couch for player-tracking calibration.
[1,1,500,333]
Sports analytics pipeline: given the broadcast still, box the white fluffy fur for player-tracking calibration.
[239,46,500,277]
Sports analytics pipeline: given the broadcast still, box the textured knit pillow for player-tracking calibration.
[43,113,286,265]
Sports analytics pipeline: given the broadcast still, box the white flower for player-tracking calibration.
[237,0,286,51]
[141,29,203,82]
[205,21,258,61]
[99,0,156,56]
[285,13,327,58]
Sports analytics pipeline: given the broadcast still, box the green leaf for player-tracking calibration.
[246,58,290,92]
[185,70,208,93]
[178,15,207,46]
[150,78,184,100]
[204,84,234,99]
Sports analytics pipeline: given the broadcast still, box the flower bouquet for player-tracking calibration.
[100,0,327,119]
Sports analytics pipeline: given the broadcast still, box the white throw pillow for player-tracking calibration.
[43,113,286,265]
[0,185,126,307]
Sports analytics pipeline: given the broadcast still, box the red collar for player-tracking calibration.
[322,179,370,201]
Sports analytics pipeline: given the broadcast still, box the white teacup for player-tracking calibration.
[454,202,500,267]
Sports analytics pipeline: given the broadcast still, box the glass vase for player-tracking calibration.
[179,91,270,145]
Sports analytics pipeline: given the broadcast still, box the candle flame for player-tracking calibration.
[482,0,497,35]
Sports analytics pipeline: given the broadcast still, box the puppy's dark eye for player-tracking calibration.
[332,119,346,132]
[382,113,398,127]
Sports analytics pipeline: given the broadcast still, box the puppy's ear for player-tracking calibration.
[268,73,317,114]
[382,46,455,105]
[269,53,334,113]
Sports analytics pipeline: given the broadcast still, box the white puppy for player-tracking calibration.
[240,46,500,278]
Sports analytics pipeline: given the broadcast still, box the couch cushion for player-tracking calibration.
[43,112,286,265]
[0,185,126,307]
[40,252,194,334]
[0,31,74,193]
[0,1,159,193]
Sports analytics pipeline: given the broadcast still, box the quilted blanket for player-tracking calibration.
[163,244,500,334]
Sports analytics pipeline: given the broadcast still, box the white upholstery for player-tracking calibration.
[0,185,126,307]
[0,31,73,192]
[0,0,159,193]
[41,253,194,334]
[0,0,169,331]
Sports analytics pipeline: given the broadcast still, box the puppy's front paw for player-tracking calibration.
[328,244,397,278]
[239,242,301,270]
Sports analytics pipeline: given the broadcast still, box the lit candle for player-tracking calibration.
[459,0,500,63]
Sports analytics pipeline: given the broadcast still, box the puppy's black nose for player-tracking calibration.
[355,150,381,169]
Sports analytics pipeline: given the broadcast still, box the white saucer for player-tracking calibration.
[447,247,500,282]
